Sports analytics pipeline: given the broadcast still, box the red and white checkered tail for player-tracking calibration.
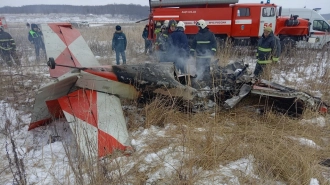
[58,89,132,157]
[41,23,100,78]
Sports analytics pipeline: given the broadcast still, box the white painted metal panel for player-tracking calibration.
[96,94,130,146]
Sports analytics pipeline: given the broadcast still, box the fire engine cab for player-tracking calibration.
[148,0,309,47]
[0,17,8,29]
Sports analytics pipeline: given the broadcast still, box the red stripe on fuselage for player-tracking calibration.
[84,69,118,81]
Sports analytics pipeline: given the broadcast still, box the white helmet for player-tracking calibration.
[163,20,169,27]
[177,21,185,30]
[156,22,161,28]
[196,19,207,29]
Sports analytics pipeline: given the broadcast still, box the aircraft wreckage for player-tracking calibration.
[29,23,329,158]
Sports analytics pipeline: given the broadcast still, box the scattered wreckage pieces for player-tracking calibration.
[112,63,197,101]
[251,79,328,114]
[189,60,328,115]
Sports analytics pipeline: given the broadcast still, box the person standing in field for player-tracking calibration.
[190,19,217,77]
[155,25,170,62]
[0,26,20,66]
[253,26,280,77]
[170,21,189,73]
[142,24,152,55]
[112,25,127,65]
[28,23,46,61]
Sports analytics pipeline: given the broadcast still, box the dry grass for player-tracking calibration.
[0,22,330,185]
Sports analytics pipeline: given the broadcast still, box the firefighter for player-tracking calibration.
[28,23,46,61]
[253,26,280,77]
[142,24,151,54]
[167,20,177,35]
[170,21,189,73]
[0,26,20,66]
[163,20,169,29]
[190,19,217,76]
[155,25,170,62]
[154,22,162,35]
[112,25,127,65]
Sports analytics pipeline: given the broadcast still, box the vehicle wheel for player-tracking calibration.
[47,57,56,69]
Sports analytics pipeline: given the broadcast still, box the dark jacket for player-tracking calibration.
[142,28,148,39]
[28,24,44,48]
[112,31,127,52]
[170,27,189,57]
[257,31,280,63]
[190,28,217,57]
[0,30,16,50]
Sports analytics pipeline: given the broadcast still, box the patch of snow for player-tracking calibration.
[310,178,320,185]
[288,137,321,149]
[301,117,326,127]
[196,155,258,184]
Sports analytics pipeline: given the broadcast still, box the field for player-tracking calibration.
[0,22,330,185]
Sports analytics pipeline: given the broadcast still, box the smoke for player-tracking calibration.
[194,50,215,81]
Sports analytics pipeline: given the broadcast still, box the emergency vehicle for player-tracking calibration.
[282,8,330,50]
[148,0,310,47]
[0,16,8,29]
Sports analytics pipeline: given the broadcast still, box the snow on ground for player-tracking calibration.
[0,14,329,184]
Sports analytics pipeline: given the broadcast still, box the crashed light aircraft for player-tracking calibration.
[29,23,329,158]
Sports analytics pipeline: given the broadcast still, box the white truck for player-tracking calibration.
[281,8,330,50]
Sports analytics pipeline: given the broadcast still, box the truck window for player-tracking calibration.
[313,20,330,32]
[262,7,275,17]
[237,8,250,17]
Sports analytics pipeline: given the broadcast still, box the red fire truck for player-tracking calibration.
[148,0,309,46]
[0,17,8,29]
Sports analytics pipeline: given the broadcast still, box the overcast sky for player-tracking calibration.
[0,0,329,13]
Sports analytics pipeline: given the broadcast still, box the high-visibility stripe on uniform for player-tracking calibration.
[190,49,195,51]
[211,48,216,51]
[29,30,40,38]
[257,60,272,64]
[258,47,272,52]
[197,41,211,44]
[0,46,12,50]
[272,57,279,62]
[0,39,14,41]
[196,56,212,58]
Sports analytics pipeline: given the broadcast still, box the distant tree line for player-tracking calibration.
[0,4,150,19]
[322,14,330,20]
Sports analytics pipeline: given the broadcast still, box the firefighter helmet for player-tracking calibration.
[156,22,161,28]
[168,20,177,27]
[264,26,272,32]
[163,20,169,27]
[177,21,185,30]
[196,19,207,29]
